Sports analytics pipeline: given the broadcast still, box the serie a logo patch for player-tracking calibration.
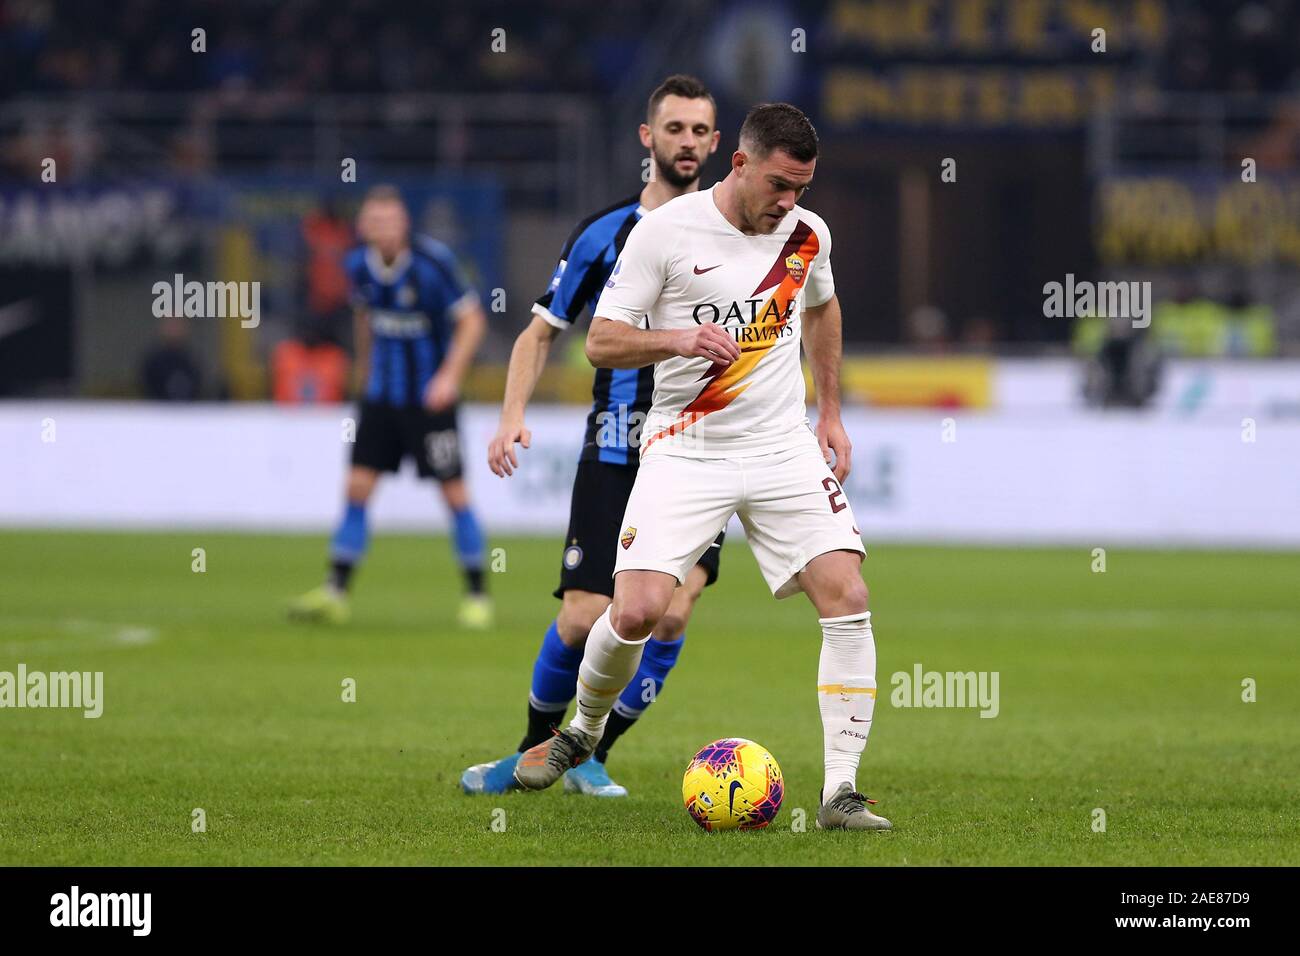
[620,526,637,550]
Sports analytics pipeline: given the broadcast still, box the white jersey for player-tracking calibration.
[593,186,835,459]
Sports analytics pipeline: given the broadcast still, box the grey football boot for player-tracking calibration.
[513,727,598,791]
[816,782,893,830]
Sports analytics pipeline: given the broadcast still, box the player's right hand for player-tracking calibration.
[674,325,741,366]
[488,419,531,477]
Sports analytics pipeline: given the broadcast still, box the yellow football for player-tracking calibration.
[682,738,784,832]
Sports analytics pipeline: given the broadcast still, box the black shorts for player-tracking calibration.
[351,401,463,481]
[555,459,724,599]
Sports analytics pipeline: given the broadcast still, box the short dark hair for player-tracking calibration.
[738,103,819,162]
[363,184,404,204]
[646,74,716,125]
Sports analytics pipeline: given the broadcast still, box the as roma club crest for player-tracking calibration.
[620,526,637,550]
[785,253,805,283]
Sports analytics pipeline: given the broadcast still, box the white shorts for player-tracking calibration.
[615,433,866,599]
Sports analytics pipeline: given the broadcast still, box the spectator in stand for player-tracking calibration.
[301,198,355,345]
[140,315,202,401]
[905,304,951,353]
[271,320,350,404]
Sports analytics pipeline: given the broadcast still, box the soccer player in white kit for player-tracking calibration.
[514,103,890,830]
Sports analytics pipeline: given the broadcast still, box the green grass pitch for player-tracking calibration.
[1,530,1297,866]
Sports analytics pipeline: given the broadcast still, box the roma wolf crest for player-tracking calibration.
[785,253,805,283]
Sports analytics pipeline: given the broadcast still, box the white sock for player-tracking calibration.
[570,608,649,741]
[817,611,877,799]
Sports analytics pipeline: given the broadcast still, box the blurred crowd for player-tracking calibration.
[7,1,1300,99]
[1,0,658,97]
[1157,2,1300,96]
[5,0,1300,402]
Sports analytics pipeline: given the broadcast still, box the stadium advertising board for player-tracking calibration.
[4,397,1295,548]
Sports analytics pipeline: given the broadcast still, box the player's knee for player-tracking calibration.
[345,472,376,503]
[841,576,870,614]
[557,593,607,645]
[557,613,601,646]
[681,572,708,606]
[652,611,686,642]
[610,599,662,642]
[439,478,469,511]
[847,574,868,613]
[554,615,592,647]
[655,589,698,641]
[819,574,868,617]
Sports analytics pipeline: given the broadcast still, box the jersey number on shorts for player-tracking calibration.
[426,430,459,473]
[822,476,847,514]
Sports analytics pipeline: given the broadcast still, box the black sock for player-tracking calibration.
[329,560,354,592]
[465,568,485,595]
[519,703,566,752]
[594,710,638,765]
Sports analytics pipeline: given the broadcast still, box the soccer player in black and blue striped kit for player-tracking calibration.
[290,185,492,628]
[461,76,721,796]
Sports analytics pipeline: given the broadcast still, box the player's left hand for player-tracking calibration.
[817,415,852,483]
[424,375,458,412]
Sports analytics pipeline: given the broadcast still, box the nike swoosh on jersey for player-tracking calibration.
[692,263,722,275]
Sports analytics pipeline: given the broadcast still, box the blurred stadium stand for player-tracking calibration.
[3,0,1300,405]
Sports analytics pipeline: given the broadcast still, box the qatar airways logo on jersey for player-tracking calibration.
[691,298,797,344]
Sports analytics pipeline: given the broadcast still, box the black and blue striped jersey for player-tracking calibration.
[345,235,476,408]
[532,194,653,467]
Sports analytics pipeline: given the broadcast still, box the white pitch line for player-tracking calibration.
[0,619,159,656]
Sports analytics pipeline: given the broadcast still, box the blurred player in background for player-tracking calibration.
[461,76,721,797]
[290,185,491,628]
[513,104,892,831]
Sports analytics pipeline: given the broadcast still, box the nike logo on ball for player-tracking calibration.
[693,264,721,275]
[728,779,743,813]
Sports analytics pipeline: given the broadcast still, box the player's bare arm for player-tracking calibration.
[488,314,562,476]
[585,315,740,369]
[802,292,851,482]
[425,297,487,412]
[351,306,371,396]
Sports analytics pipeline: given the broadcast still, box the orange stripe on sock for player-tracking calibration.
[577,678,620,698]
[817,684,877,698]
